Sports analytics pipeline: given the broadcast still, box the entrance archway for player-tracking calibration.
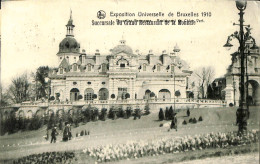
[158,89,171,101]
[70,88,80,102]
[99,88,109,100]
[246,80,259,105]
[144,90,151,100]
[18,110,25,118]
[84,88,94,100]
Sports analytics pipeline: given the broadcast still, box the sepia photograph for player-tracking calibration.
[0,0,259,163]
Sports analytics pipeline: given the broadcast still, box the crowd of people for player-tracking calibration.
[46,122,73,143]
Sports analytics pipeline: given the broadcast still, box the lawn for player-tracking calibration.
[0,106,259,162]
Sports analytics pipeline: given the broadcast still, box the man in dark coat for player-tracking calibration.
[170,113,178,131]
[50,127,58,143]
[63,122,69,141]
[187,109,190,117]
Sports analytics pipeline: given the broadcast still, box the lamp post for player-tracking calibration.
[44,77,50,101]
[223,1,258,135]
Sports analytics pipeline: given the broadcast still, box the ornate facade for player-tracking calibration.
[49,13,192,103]
[225,42,260,106]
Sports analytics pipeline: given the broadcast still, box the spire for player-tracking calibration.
[120,32,126,45]
[66,10,75,37]
[70,9,72,20]
[173,43,180,52]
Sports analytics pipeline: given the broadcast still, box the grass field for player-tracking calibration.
[0,106,259,163]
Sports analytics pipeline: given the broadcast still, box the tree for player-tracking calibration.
[207,84,214,99]
[78,95,83,100]
[92,94,97,100]
[8,73,30,103]
[0,85,12,106]
[150,92,155,98]
[175,90,181,98]
[111,94,115,99]
[193,67,215,99]
[35,66,50,99]
[125,93,130,99]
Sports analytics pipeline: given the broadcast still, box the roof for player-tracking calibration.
[58,36,80,53]
[59,58,69,69]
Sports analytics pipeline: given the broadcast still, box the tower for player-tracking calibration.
[66,10,75,37]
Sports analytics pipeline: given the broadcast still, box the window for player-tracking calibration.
[88,64,91,71]
[86,93,93,100]
[120,64,125,68]
[143,64,146,71]
[73,64,77,71]
[60,57,62,60]
[157,65,160,71]
[102,82,106,85]
[60,68,63,74]
[87,82,91,85]
[171,65,175,72]
[73,82,77,85]
[118,88,127,99]
[102,63,107,72]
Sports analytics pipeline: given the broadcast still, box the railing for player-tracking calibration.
[13,98,226,107]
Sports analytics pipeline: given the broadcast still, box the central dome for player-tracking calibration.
[59,36,80,53]
[111,40,133,55]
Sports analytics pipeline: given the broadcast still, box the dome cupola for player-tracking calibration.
[111,39,133,55]
[58,10,80,53]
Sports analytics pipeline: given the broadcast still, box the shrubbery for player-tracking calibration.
[199,116,203,121]
[13,151,76,164]
[134,108,141,120]
[182,120,187,125]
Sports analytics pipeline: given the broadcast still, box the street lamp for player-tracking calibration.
[223,1,257,135]
[44,77,50,101]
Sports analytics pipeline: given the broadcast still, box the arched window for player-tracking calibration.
[117,58,129,68]
[70,88,80,102]
[99,88,109,100]
[158,89,171,101]
[73,64,77,71]
[144,90,151,100]
[84,88,94,100]
[88,64,92,71]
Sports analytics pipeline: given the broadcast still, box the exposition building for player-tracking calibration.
[49,13,191,103]
[1,13,227,119]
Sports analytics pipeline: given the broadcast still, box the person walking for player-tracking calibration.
[187,109,190,117]
[173,113,178,131]
[50,127,58,143]
[170,113,178,131]
[68,124,72,140]
[63,122,69,141]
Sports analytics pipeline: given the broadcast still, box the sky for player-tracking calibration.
[1,0,260,88]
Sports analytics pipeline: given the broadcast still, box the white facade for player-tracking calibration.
[49,14,192,103]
